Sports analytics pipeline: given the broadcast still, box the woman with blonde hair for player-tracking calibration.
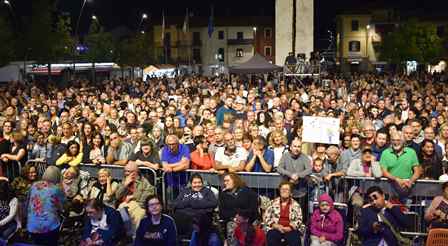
[88,168,118,208]
[268,130,288,169]
[438,123,448,154]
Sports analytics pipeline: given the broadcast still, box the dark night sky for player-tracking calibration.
[3,0,448,50]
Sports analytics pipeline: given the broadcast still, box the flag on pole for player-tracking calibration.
[208,5,214,38]
[161,11,165,44]
[182,8,189,33]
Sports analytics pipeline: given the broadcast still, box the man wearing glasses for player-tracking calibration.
[358,186,410,246]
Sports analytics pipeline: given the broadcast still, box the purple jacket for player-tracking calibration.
[310,194,344,242]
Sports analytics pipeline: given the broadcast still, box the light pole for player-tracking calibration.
[366,24,370,69]
[3,0,17,26]
[253,26,257,55]
[75,0,89,36]
[138,13,148,33]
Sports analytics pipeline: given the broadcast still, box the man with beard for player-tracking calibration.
[359,186,410,246]
[371,128,389,161]
[380,132,422,199]
[214,132,246,174]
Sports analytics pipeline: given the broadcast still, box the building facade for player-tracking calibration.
[151,16,274,75]
[337,8,448,73]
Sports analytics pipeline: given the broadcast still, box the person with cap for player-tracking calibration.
[347,148,383,178]
[425,182,448,228]
[309,193,344,246]
[27,166,66,246]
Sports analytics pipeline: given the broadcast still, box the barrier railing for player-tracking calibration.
[76,164,444,235]
[25,159,48,178]
[79,163,160,195]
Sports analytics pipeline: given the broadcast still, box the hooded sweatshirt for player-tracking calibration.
[310,193,344,243]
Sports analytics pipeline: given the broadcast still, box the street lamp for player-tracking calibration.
[4,0,10,5]
[92,15,97,20]
[138,13,148,32]
[253,27,257,55]
[75,0,89,36]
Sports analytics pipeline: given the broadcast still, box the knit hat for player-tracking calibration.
[42,166,61,184]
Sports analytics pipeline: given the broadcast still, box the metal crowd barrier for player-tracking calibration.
[79,163,159,194]
[25,159,48,178]
[76,164,444,235]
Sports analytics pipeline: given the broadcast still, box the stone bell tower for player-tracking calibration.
[275,0,314,65]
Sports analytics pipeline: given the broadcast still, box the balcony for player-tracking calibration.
[227,39,254,45]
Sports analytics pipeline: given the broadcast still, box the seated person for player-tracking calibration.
[0,179,19,243]
[128,139,161,170]
[81,199,124,246]
[189,212,221,246]
[115,162,155,232]
[190,136,215,170]
[88,168,119,208]
[229,209,266,246]
[347,148,383,178]
[173,173,218,236]
[135,195,177,246]
[245,136,274,172]
[219,173,258,240]
[214,133,246,174]
[425,182,448,228]
[359,186,410,246]
[62,167,90,216]
[56,140,83,168]
[264,181,304,246]
[310,193,344,246]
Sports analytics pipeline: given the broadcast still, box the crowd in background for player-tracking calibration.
[0,71,448,245]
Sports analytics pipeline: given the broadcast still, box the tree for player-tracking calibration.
[83,20,115,82]
[21,0,75,81]
[0,17,15,67]
[380,19,443,70]
[114,32,153,79]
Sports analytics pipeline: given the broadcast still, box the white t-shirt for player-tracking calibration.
[214,146,246,168]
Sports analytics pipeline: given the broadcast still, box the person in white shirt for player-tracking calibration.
[214,133,246,174]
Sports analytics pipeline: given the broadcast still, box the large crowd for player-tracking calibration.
[0,71,448,246]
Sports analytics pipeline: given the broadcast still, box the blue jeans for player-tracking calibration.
[0,220,17,240]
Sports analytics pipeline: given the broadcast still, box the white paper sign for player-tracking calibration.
[302,116,340,144]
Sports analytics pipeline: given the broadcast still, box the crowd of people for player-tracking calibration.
[0,71,448,245]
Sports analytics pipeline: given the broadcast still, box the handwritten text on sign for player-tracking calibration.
[302,116,340,144]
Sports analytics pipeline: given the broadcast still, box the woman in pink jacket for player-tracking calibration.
[310,193,344,246]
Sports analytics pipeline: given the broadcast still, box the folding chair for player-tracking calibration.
[426,228,448,246]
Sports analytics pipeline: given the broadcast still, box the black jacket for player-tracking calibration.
[219,186,258,223]
[173,186,218,217]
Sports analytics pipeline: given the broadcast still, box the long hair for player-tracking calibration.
[224,173,246,190]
